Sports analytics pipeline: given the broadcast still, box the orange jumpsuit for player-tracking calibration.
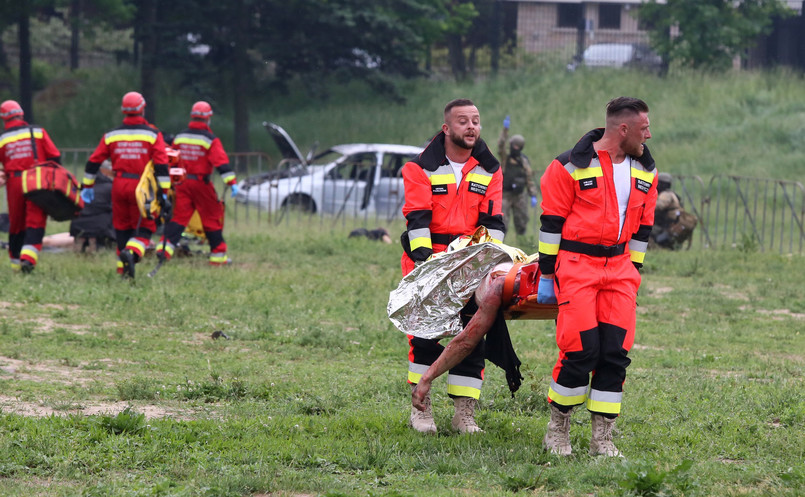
[538,128,657,416]
[401,131,505,399]
[0,119,61,270]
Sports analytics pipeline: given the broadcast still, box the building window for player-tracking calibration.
[557,4,583,28]
[599,4,621,30]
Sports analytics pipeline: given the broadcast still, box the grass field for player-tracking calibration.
[0,217,803,496]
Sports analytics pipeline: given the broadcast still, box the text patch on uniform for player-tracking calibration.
[468,181,488,195]
[579,177,598,190]
[635,178,651,194]
[432,184,448,195]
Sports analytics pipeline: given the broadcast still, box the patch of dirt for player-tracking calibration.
[0,395,195,420]
[714,284,750,301]
[0,356,129,387]
[743,307,805,320]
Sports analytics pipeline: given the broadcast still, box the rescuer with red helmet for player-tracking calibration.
[0,100,62,273]
[155,101,238,267]
[537,97,658,457]
[80,91,170,278]
[403,98,506,435]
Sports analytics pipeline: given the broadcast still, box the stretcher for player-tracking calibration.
[501,261,559,321]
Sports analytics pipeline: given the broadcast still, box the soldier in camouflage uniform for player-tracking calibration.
[498,116,537,236]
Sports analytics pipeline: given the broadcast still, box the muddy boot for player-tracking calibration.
[543,404,572,455]
[451,397,483,434]
[589,413,623,457]
[120,249,136,279]
[409,384,437,435]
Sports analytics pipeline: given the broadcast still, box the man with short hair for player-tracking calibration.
[401,98,505,434]
[0,100,61,273]
[81,91,170,278]
[537,96,658,457]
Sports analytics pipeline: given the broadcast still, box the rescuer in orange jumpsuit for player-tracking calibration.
[401,98,505,435]
[81,92,170,279]
[0,100,61,273]
[537,97,658,457]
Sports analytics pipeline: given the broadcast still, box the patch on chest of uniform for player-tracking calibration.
[468,181,488,195]
[635,178,651,194]
[432,184,448,195]
[579,177,598,190]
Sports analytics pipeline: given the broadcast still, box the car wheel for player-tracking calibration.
[281,194,316,214]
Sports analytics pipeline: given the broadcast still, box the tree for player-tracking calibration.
[640,0,793,70]
[68,0,134,71]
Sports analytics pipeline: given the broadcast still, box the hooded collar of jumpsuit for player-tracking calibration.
[3,118,28,130]
[415,131,500,173]
[570,128,655,172]
[188,121,212,132]
[122,115,150,126]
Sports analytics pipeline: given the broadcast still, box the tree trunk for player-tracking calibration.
[446,34,466,81]
[18,3,33,122]
[70,0,82,71]
[232,0,251,159]
[140,0,158,122]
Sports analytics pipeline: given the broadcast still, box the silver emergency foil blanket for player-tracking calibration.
[387,242,518,340]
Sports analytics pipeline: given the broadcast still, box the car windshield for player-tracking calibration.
[310,150,344,166]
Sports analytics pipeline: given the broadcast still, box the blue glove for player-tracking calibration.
[80,187,94,204]
[530,196,538,208]
[503,115,511,130]
[230,183,239,198]
[537,277,557,304]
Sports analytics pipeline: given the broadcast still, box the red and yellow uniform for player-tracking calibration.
[156,121,236,265]
[402,131,505,399]
[84,115,169,273]
[0,117,60,271]
[538,128,657,416]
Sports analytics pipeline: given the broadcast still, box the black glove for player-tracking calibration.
[160,193,172,221]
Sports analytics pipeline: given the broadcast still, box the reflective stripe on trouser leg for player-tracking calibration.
[447,374,483,399]
[10,258,20,270]
[20,245,40,265]
[407,335,485,397]
[125,238,148,261]
[548,380,588,407]
[586,389,623,415]
[156,240,175,260]
[207,230,227,265]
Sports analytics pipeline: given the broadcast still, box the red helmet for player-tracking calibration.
[190,101,213,120]
[121,91,146,115]
[0,100,23,121]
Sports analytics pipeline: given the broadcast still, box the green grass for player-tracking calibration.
[0,219,803,496]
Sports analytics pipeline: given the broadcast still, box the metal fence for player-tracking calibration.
[4,154,804,255]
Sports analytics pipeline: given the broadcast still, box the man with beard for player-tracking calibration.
[400,98,505,435]
[536,97,658,457]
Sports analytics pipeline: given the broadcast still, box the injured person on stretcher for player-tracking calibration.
[387,227,558,413]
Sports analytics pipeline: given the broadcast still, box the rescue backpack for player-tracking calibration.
[22,161,85,221]
[667,209,698,249]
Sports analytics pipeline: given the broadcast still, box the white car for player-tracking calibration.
[568,43,663,72]
[235,123,423,219]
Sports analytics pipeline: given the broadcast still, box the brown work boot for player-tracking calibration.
[543,404,572,455]
[409,385,437,435]
[589,413,623,457]
[451,397,483,434]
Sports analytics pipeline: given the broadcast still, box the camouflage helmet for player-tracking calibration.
[509,134,525,150]
[658,172,673,185]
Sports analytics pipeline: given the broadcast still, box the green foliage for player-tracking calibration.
[641,0,794,70]
[95,407,147,435]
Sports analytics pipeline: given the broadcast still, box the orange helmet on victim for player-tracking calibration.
[121,91,146,115]
[0,100,23,121]
[190,101,213,120]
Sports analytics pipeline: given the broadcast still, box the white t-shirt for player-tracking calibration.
[447,158,465,187]
[612,157,632,236]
